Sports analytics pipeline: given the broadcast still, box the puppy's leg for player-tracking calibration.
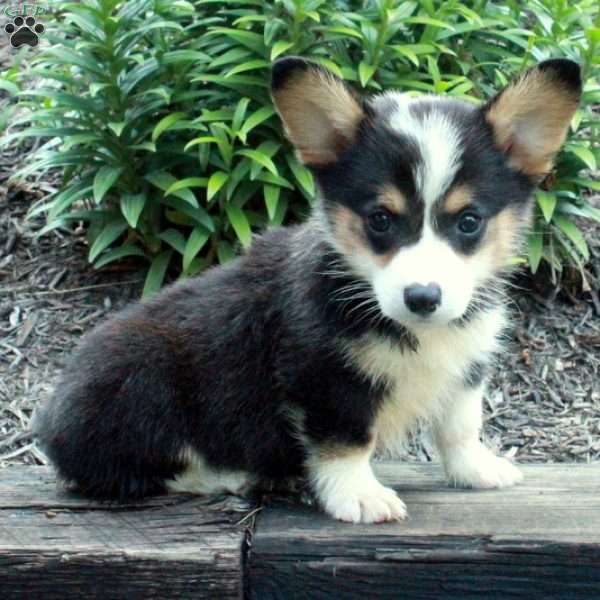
[307,440,407,523]
[433,385,523,489]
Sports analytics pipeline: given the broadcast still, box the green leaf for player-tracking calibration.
[131,142,157,152]
[207,171,229,201]
[271,41,294,60]
[557,201,600,223]
[210,124,233,167]
[159,229,187,255]
[567,146,597,170]
[165,178,208,196]
[226,60,270,78]
[0,79,19,95]
[183,227,210,271]
[184,136,217,152]
[325,26,363,39]
[256,172,294,189]
[586,27,600,45]
[208,47,252,69]
[358,61,376,87]
[62,133,102,151]
[89,220,128,263]
[226,205,252,248]
[94,245,146,269]
[527,229,543,274]
[152,112,187,142]
[536,191,557,223]
[161,50,211,64]
[232,97,251,134]
[553,215,590,260]
[108,122,126,137]
[236,149,278,176]
[120,193,146,228]
[93,166,123,204]
[263,184,280,220]
[217,240,235,264]
[269,196,289,227]
[207,28,266,55]
[162,197,215,232]
[239,107,275,139]
[143,250,173,299]
[286,154,314,197]
[46,182,93,221]
[392,46,419,67]
[404,16,455,30]
[146,172,198,207]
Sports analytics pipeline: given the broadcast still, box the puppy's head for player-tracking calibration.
[271,57,581,327]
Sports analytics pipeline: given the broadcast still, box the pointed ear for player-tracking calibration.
[271,57,364,166]
[484,59,582,178]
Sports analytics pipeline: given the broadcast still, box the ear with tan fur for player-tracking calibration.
[484,59,582,179]
[271,57,364,166]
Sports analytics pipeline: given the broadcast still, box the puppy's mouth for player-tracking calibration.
[379,302,466,330]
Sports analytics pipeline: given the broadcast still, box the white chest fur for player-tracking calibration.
[342,308,507,454]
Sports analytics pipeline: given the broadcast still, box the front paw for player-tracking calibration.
[445,445,523,489]
[321,480,407,524]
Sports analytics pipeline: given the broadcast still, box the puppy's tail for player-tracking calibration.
[32,364,187,501]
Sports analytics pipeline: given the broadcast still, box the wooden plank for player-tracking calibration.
[0,467,253,599]
[247,462,600,600]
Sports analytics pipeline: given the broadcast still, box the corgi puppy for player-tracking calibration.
[33,57,581,523]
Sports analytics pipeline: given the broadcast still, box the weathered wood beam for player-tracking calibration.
[1,463,598,599]
[0,467,253,599]
[246,462,600,599]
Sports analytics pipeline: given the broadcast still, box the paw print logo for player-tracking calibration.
[4,16,45,48]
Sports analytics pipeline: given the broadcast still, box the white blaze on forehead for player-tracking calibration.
[384,93,463,207]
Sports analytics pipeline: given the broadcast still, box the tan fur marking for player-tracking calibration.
[486,67,579,177]
[313,437,375,462]
[272,68,363,165]
[379,185,407,214]
[475,206,531,271]
[331,205,366,256]
[332,205,396,268]
[443,185,473,214]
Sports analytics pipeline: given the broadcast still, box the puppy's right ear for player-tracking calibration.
[271,57,364,166]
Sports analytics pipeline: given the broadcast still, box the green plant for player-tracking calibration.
[0,49,27,134]
[5,0,600,294]
[7,0,313,296]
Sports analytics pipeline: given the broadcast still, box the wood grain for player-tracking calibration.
[247,462,600,600]
[0,467,253,599]
[1,463,599,598]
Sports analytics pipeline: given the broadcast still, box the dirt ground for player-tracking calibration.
[0,29,599,469]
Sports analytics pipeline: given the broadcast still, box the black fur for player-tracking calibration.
[34,228,400,500]
[270,56,312,91]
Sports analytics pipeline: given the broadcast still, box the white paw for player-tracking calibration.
[321,481,407,524]
[445,445,523,489]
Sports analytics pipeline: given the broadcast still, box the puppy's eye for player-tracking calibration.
[457,212,482,235]
[368,210,391,233]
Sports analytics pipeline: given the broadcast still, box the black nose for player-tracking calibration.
[404,283,442,315]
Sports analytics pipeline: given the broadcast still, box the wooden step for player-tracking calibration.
[1,463,598,599]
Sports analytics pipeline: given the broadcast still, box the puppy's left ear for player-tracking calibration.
[484,59,581,179]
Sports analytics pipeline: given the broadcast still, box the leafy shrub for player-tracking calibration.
[5,0,600,294]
